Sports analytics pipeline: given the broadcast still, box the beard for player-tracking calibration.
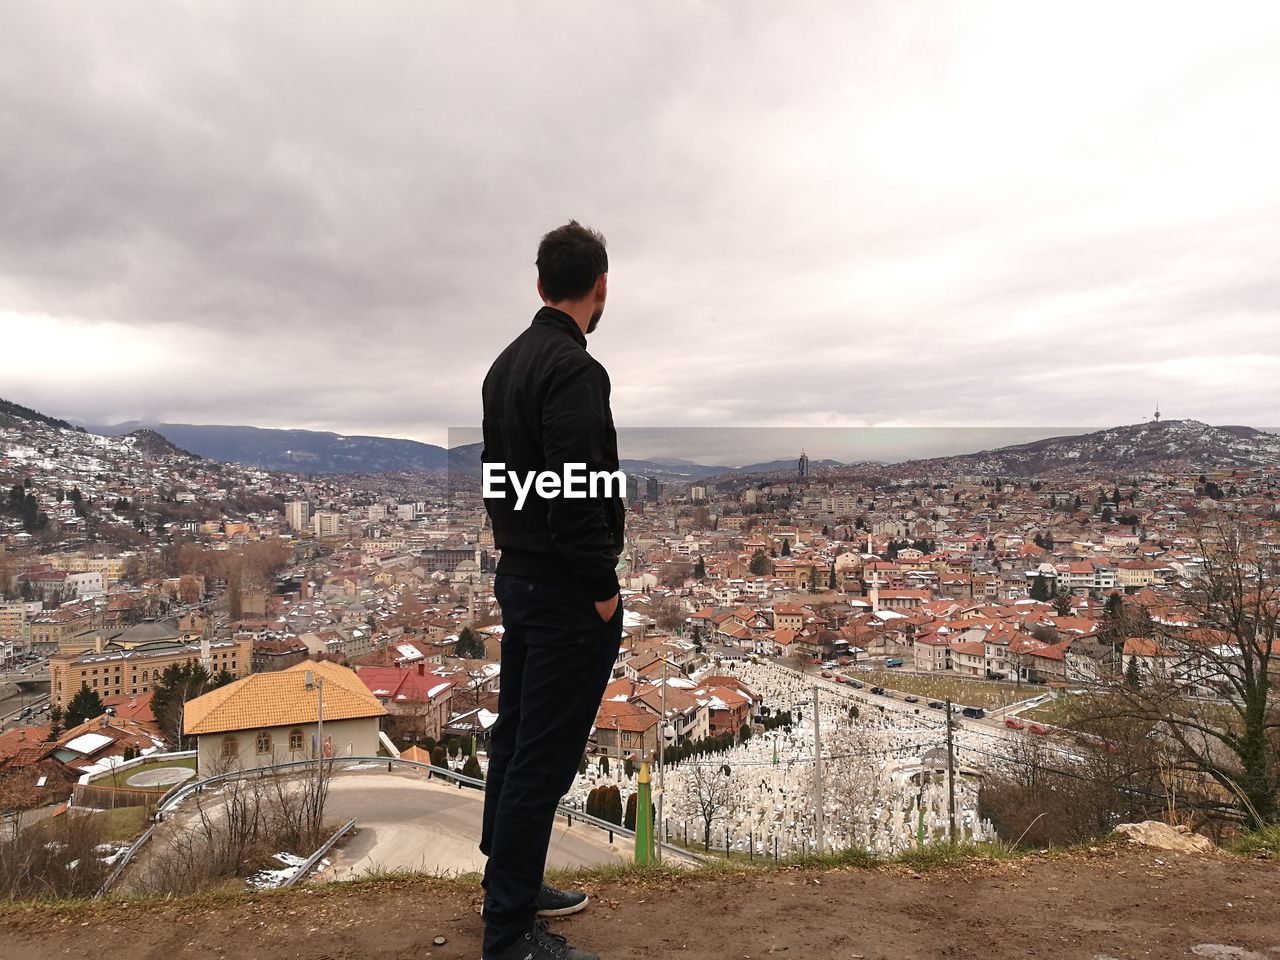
[586,302,605,334]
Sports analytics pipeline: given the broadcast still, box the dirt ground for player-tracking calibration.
[3,846,1279,960]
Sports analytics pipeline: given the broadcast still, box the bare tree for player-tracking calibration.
[1072,519,1280,827]
[131,758,334,895]
[820,716,877,842]
[652,596,685,633]
[687,763,736,849]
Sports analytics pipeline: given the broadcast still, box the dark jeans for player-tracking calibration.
[480,574,623,958]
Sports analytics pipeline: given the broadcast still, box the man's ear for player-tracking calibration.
[596,273,608,300]
[537,278,545,302]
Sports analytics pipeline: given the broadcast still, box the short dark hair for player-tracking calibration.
[536,220,608,302]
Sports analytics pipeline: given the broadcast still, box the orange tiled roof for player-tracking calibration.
[183,660,386,735]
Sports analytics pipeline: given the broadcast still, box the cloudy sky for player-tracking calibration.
[3,1,1279,461]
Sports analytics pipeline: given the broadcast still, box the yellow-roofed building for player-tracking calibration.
[183,660,387,776]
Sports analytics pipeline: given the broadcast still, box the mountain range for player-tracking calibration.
[74,417,841,479]
[3,401,1273,479]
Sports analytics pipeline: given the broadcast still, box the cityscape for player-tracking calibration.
[3,396,1280,955]
[4,2,1280,958]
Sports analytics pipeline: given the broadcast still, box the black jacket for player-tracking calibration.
[481,306,625,601]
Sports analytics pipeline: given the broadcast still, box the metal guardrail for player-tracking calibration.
[153,755,704,865]
[280,817,357,888]
[96,821,158,898]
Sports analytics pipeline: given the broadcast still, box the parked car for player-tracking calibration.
[849,680,864,689]
[1004,717,1025,730]
[927,700,944,710]
[904,695,919,704]
[870,686,886,696]
[834,675,848,684]
[820,671,833,679]
[1028,723,1049,735]
[961,706,985,719]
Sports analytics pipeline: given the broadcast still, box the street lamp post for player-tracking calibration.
[304,669,325,761]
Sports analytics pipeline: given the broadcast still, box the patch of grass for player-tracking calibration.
[1227,826,1280,860]
[892,839,1022,869]
[96,757,197,790]
[1019,696,1080,726]
[85,806,148,843]
[0,834,1098,918]
[849,669,1042,710]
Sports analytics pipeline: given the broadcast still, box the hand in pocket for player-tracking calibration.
[594,593,619,622]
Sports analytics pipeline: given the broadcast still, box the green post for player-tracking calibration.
[634,761,654,865]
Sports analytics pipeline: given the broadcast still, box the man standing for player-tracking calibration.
[479,221,625,960]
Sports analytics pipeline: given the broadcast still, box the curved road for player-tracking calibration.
[323,770,629,881]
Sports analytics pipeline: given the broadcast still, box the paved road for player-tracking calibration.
[323,769,629,881]
[0,683,49,729]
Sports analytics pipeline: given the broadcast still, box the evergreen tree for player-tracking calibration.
[780,539,791,557]
[599,755,610,776]
[625,791,638,830]
[150,660,214,747]
[1125,655,1142,688]
[605,785,623,825]
[749,549,770,576]
[462,754,484,780]
[623,755,635,779]
[578,753,588,775]
[828,566,837,590]
[1052,590,1074,616]
[430,745,447,768]
[455,626,485,659]
[64,685,105,729]
[1030,575,1052,602]
[693,555,706,579]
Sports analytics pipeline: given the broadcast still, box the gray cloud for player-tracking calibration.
[2,1,1280,457]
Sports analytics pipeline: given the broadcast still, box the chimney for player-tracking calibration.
[417,662,425,676]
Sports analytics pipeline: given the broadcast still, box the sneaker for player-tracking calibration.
[496,920,598,960]
[534,883,589,918]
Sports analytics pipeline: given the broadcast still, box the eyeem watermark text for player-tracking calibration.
[482,463,626,510]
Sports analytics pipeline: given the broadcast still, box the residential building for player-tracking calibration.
[311,510,344,537]
[49,633,253,708]
[183,660,386,776]
[286,500,311,532]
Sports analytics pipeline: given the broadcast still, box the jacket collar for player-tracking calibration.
[532,306,587,348]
